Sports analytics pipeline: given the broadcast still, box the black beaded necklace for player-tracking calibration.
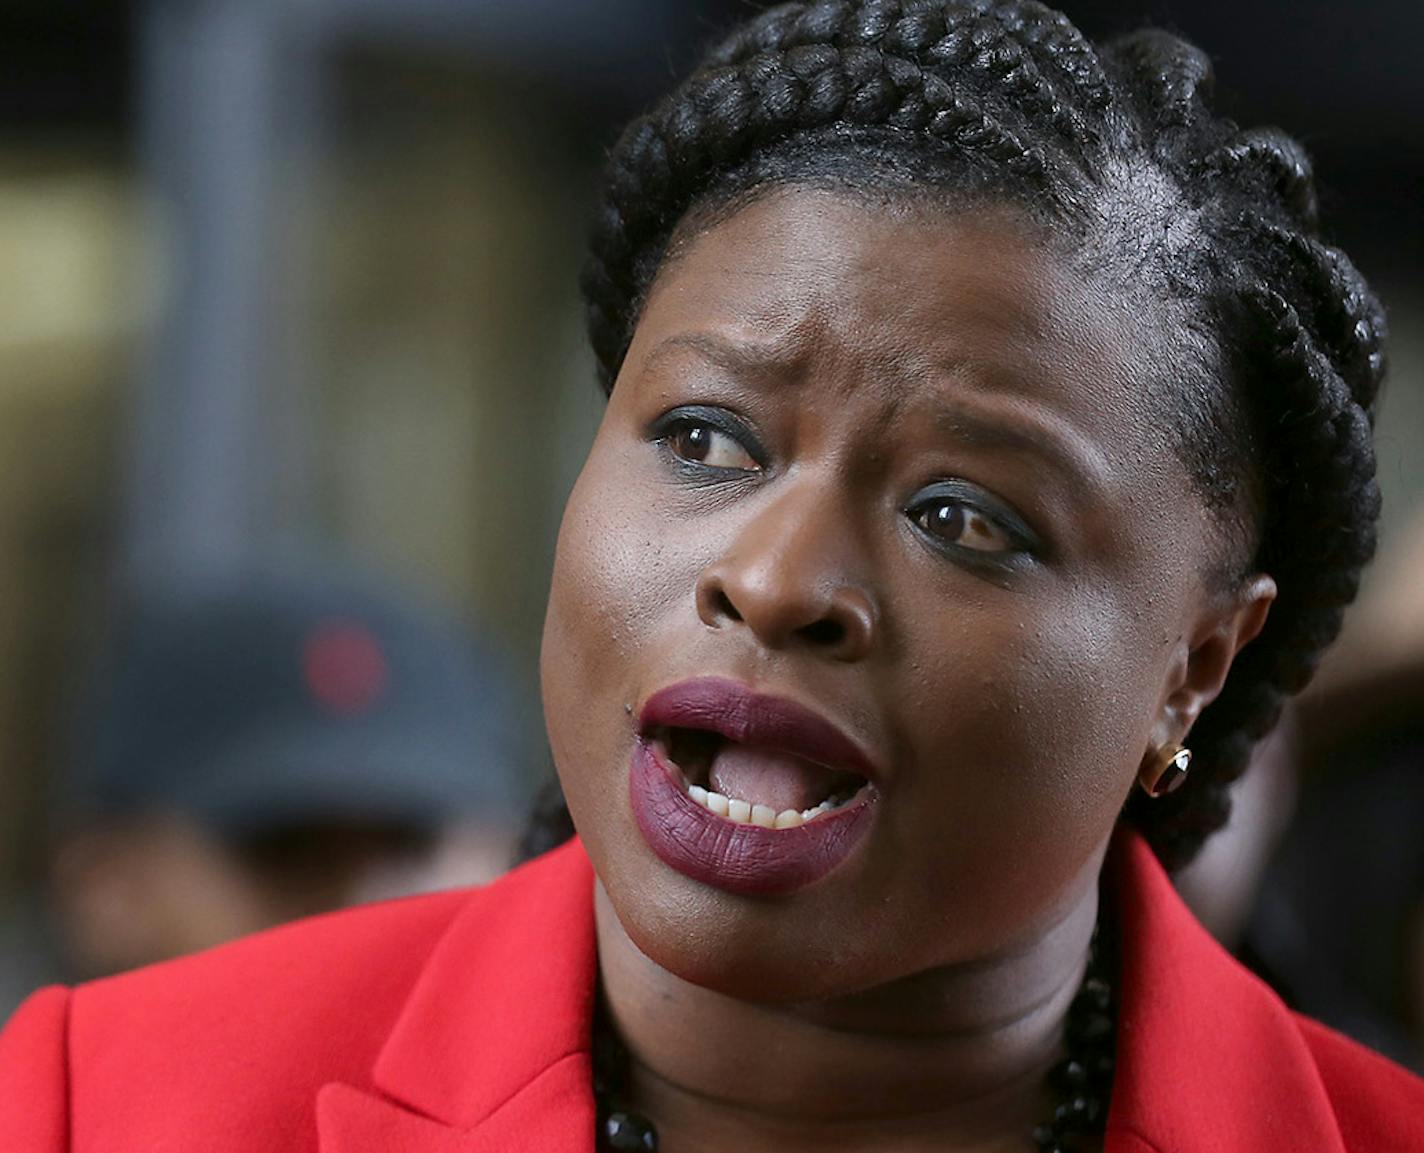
[594,918,1118,1153]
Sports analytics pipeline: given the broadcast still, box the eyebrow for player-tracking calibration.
[639,331,806,379]
[640,330,1113,495]
[931,396,1113,498]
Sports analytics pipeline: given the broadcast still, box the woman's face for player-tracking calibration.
[543,188,1242,1001]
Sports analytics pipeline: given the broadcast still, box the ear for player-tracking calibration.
[1148,573,1277,753]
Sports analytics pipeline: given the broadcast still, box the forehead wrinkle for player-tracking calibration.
[635,192,1166,485]
[636,326,1115,499]
[635,309,881,407]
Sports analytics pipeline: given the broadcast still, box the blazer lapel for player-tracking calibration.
[316,1057,596,1153]
[1107,833,1347,1153]
[317,840,600,1153]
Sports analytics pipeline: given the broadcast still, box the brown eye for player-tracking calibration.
[668,421,760,471]
[913,499,1013,553]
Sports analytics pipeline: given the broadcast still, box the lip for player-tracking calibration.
[628,677,880,896]
[637,676,882,782]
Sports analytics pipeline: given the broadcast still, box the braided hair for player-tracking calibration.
[528,0,1384,872]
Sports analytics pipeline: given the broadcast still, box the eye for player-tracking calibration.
[912,499,1013,553]
[661,414,761,472]
[906,483,1035,559]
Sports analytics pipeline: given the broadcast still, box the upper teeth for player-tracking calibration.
[686,783,846,828]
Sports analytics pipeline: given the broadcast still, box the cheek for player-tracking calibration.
[886,577,1170,918]
[1014,610,1154,829]
[540,433,698,830]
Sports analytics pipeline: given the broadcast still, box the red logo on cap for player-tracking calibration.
[303,620,388,714]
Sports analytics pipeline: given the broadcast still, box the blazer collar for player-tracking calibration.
[319,831,1350,1152]
[319,839,599,1152]
[1107,831,1346,1152]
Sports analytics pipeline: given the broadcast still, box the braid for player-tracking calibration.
[1106,28,1214,133]
[1248,222,1387,408]
[1127,281,1381,866]
[1100,27,1383,867]
[584,1,1094,392]
[568,0,1385,871]
[992,1,1112,115]
[1215,128,1320,230]
[903,5,1093,148]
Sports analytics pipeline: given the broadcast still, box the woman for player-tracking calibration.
[3,2,1422,1150]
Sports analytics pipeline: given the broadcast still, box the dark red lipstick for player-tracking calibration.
[629,677,880,896]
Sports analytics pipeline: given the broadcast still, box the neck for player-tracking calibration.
[594,878,1101,1153]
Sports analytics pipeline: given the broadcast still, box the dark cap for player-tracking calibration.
[64,565,530,836]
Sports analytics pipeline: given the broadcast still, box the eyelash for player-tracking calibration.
[650,408,1038,566]
[903,487,1037,565]
[651,408,765,475]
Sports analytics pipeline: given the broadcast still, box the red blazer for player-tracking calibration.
[2,833,1421,1152]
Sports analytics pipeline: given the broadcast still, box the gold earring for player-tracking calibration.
[1138,744,1192,798]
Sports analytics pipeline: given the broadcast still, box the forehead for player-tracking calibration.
[627,188,1176,466]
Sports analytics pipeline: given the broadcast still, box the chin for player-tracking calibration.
[597,847,886,1004]
[622,905,833,1004]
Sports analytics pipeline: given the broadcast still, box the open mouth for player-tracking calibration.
[630,678,882,894]
[647,725,872,830]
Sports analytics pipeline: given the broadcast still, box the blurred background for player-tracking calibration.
[0,0,1420,1066]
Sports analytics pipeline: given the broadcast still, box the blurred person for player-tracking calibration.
[1234,511,1424,1071]
[1243,691,1424,1070]
[1171,709,1300,950]
[39,564,528,986]
[4,4,1424,1151]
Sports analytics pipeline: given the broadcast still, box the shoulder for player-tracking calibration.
[1110,830,1424,1151]
[0,984,68,1148]
[1295,1013,1424,1150]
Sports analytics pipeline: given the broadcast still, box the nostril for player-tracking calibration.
[697,567,874,658]
[714,589,743,623]
[800,618,845,647]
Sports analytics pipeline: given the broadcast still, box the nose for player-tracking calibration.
[694,486,878,662]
